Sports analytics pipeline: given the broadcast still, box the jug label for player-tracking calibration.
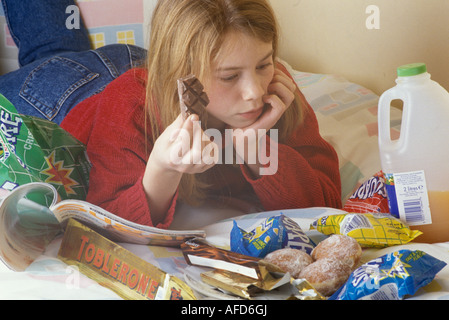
[384,171,432,226]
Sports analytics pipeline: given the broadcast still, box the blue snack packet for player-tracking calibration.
[330,249,447,300]
[230,214,316,258]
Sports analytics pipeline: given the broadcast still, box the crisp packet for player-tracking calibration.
[0,94,90,205]
[329,250,447,300]
[344,171,390,213]
[230,214,316,258]
[311,213,422,248]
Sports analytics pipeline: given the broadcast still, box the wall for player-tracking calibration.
[268,0,449,95]
[1,0,447,96]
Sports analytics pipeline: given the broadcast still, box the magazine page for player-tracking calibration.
[0,182,205,271]
[0,183,61,271]
[51,199,206,246]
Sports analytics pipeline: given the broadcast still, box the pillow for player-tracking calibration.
[281,60,401,203]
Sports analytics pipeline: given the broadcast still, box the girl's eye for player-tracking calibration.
[257,63,272,70]
[220,74,238,82]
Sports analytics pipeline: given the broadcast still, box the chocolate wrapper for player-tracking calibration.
[201,268,325,300]
[181,238,262,279]
[230,214,316,258]
[181,238,325,300]
[59,219,197,300]
[200,270,264,299]
[181,238,288,283]
[330,250,447,300]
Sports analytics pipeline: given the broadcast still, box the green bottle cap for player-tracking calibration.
[397,63,427,77]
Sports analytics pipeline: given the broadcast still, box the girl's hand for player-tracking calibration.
[149,114,218,175]
[231,68,296,176]
[142,114,218,224]
[246,67,296,132]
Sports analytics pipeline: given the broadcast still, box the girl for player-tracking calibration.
[2,0,342,228]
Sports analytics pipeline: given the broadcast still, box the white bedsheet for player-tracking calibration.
[2,207,448,300]
[0,64,440,300]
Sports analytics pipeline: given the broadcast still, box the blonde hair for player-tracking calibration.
[145,0,304,204]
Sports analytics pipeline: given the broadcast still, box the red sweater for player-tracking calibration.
[61,67,342,228]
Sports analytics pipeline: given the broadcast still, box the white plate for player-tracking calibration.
[202,207,347,248]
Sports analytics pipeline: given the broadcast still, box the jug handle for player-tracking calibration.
[378,87,405,148]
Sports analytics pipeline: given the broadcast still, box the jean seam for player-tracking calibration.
[125,44,133,69]
[19,56,99,120]
[128,44,146,68]
[90,49,120,79]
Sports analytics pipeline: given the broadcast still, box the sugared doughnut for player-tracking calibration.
[299,258,352,297]
[311,234,362,270]
[264,248,313,279]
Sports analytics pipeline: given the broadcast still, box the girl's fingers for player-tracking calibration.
[273,68,297,92]
[168,114,186,142]
[267,81,295,109]
[268,70,296,109]
[190,115,204,164]
[261,94,286,126]
[169,114,218,173]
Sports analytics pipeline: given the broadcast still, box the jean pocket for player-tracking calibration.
[20,57,99,121]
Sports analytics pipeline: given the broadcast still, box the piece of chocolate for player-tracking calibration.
[177,75,209,120]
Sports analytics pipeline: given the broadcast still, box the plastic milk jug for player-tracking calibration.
[378,63,449,243]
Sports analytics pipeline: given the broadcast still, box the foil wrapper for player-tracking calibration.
[181,238,325,300]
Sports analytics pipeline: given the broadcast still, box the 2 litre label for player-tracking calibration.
[384,170,432,226]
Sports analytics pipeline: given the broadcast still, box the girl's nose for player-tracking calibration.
[242,75,265,101]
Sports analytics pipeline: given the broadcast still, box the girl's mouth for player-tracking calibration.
[238,107,264,120]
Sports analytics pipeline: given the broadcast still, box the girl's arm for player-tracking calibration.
[63,69,217,227]
[61,70,166,227]
[142,114,216,225]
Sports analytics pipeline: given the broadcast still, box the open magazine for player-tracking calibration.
[0,182,206,272]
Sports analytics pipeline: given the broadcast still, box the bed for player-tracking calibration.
[0,0,448,301]
[2,62,445,301]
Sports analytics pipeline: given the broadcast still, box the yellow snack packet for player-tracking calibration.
[311,213,422,248]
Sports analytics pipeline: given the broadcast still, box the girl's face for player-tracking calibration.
[204,31,275,130]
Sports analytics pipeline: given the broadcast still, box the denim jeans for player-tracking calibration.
[0,0,147,124]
